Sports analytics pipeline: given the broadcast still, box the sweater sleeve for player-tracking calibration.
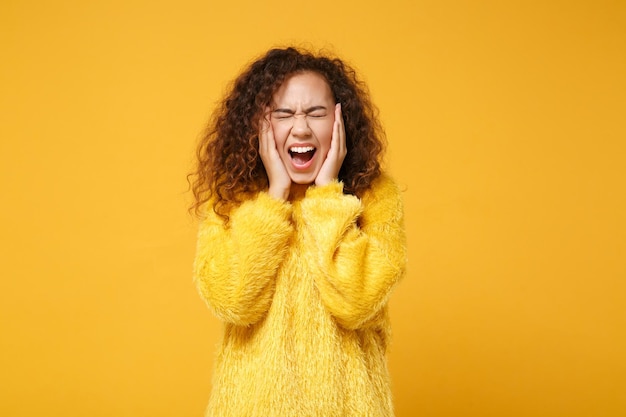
[193,192,294,326]
[298,174,407,330]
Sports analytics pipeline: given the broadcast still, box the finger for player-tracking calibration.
[333,103,345,157]
[266,116,275,144]
[330,104,338,152]
[259,109,273,153]
[335,103,344,153]
[335,102,342,122]
[259,118,268,153]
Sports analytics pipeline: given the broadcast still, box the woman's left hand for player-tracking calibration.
[315,103,346,186]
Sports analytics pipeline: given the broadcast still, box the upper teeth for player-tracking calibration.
[290,146,315,153]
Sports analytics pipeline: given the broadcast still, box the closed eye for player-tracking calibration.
[305,106,327,118]
[271,107,328,119]
[272,109,294,119]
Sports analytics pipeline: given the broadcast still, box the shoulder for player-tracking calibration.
[199,191,291,226]
[359,173,404,222]
[362,173,403,202]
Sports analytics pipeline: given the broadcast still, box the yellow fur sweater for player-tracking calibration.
[193,174,406,416]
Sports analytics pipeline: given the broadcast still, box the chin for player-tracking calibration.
[289,171,319,186]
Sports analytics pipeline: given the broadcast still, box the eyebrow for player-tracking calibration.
[272,106,327,114]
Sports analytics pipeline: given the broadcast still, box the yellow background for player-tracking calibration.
[1,0,624,416]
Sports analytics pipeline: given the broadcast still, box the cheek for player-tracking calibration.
[313,123,334,149]
[270,121,289,149]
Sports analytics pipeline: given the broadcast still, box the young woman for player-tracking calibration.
[190,47,406,417]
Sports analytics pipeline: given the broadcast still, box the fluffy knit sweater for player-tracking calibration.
[193,174,406,417]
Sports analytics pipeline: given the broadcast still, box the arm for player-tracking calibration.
[193,193,294,326]
[298,174,407,330]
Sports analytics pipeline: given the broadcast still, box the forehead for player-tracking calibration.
[272,71,334,105]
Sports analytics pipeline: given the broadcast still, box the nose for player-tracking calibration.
[291,114,312,137]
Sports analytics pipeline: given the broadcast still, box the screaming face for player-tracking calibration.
[270,71,336,185]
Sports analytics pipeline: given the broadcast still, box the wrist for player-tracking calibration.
[268,184,290,201]
[314,176,335,187]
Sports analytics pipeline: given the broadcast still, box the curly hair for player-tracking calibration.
[189,46,386,220]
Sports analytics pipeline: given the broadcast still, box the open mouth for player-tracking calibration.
[288,146,316,166]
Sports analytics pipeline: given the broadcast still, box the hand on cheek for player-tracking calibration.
[315,103,346,187]
[259,110,291,200]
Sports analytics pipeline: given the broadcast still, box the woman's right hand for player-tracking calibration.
[259,112,291,200]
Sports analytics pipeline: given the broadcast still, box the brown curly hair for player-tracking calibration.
[189,47,386,220]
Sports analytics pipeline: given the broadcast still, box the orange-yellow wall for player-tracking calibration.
[1,1,624,416]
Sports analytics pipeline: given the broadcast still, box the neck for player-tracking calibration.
[288,183,311,200]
